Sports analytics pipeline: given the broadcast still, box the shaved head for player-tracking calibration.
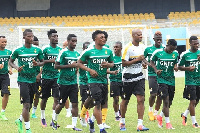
[63,40,68,49]
[132,29,142,44]
[132,29,142,35]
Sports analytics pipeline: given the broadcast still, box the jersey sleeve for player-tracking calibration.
[108,51,114,62]
[178,53,186,66]
[80,50,89,62]
[150,51,158,61]
[11,49,18,60]
[122,47,129,61]
[175,53,179,64]
[38,49,44,60]
[56,50,64,63]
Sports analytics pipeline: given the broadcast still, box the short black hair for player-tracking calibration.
[47,29,57,37]
[67,34,77,41]
[189,36,198,44]
[167,39,177,46]
[23,29,32,36]
[0,36,5,38]
[83,42,90,48]
[33,36,38,41]
[115,41,122,47]
[103,31,108,39]
[92,30,105,41]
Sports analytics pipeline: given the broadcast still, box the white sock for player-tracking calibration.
[149,106,153,112]
[165,117,170,123]
[119,105,120,110]
[137,119,143,126]
[69,103,72,110]
[115,112,119,117]
[191,116,197,124]
[91,114,96,122]
[183,109,190,117]
[24,121,30,130]
[154,110,158,116]
[32,107,37,114]
[52,110,55,118]
[98,124,104,130]
[72,117,78,127]
[1,109,5,112]
[53,113,58,121]
[160,111,164,117]
[120,118,125,124]
[41,110,45,119]
[19,114,23,121]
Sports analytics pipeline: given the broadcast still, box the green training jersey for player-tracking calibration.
[178,49,200,85]
[151,49,179,86]
[79,64,88,85]
[56,48,80,85]
[144,44,164,76]
[11,45,43,83]
[42,45,62,79]
[109,55,122,82]
[0,49,12,75]
[80,45,114,84]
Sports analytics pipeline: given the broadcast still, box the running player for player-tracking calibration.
[120,29,149,131]
[40,29,62,127]
[107,41,122,121]
[52,34,82,131]
[150,39,178,129]
[31,36,41,119]
[9,29,44,133]
[144,31,164,120]
[78,30,114,133]
[0,36,12,121]
[178,36,200,128]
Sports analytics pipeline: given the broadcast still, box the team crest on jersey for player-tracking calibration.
[172,54,175,58]
[105,50,107,54]
[34,49,37,53]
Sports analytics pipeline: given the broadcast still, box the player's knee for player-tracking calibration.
[190,100,196,105]
[137,96,145,104]
[113,96,119,104]
[23,103,30,110]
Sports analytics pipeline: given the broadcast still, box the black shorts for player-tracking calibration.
[18,82,36,104]
[122,79,145,100]
[88,83,108,105]
[41,79,59,99]
[59,84,78,103]
[148,76,159,94]
[158,84,175,101]
[79,84,89,102]
[110,82,123,97]
[0,74,10,97]
[183,85,200,100]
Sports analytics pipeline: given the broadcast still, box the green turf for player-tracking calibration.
[1,77,200,133]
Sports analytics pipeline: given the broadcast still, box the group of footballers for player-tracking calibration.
[0,27,200,133]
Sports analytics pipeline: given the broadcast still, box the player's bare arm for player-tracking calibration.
[122,55,144,67]
[101,61,114,68]
[150,60,162,75]
[178,65,196,72]
[77,59,98,77]
[54,61,77,69]
[9,58,24,72]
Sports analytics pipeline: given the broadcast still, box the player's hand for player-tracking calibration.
[174,67,178,72]
[156,70,162,75]
[0,64,4,69]
[71,61,77,68]
[9,69,13,75]
[49,58,56,62]
[36,74,41,82]
[189,66,196,71]
[32,59,38,66]
[101,62,109,68]
[198,55,200,61]
[136,55,145,62]
[89,69,98,77]
[142,63,147,69]
[18,65,24,72]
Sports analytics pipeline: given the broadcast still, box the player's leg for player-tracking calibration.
[79,85,89,127]
[0,74,10,120]
[52,84,68,130]
[51,79,59,126]
[110,82,121,121]
[31,81,41,118]
[40,79,52,127]
[119,82,133,131]
[101,84,110,129]
[134,79,149,131]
